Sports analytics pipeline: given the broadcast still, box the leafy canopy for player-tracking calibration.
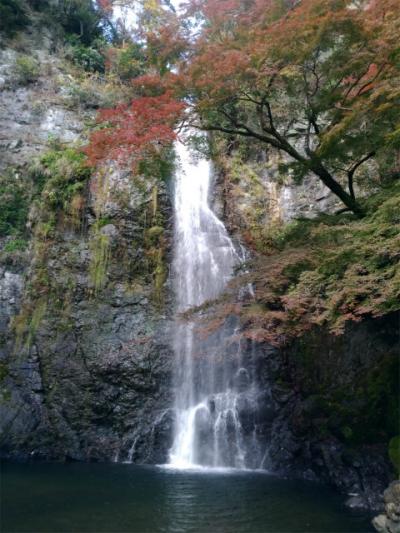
[87,0,400,214]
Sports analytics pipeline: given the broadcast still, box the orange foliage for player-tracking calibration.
[85,91,185,169]
[86,0,399,215]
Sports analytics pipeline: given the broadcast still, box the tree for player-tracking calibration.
[88,0,400,215]
[85,88,185,173]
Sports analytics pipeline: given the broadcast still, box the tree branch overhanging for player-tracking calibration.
[347,151,376,200]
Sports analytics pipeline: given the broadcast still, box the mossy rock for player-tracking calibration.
[0,362,9,382]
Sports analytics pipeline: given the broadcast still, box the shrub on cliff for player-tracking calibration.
[64,36,106,73]
[196,181,400,347]
[13,55,40,84]
[0,170,29,237]
[29,144,91,216]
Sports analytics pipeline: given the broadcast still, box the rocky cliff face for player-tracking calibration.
[0,173,174,463]
[0,36,174,463]
[212,137,398,512]
[0,40,88,172]
[269,314,397,511]
[214,313,397,512]
[211,137,341,241]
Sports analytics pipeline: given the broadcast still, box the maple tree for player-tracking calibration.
[88,0,400,215]
[85,88,184,170]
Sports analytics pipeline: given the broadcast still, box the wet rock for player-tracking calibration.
[346,495,367,509]
[374,482,400,532]
[244,313,399,511]
[0,71,174,463]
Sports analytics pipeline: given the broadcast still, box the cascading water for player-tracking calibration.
[169,137,266,470]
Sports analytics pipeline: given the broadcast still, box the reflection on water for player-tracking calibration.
[1,463,373,533]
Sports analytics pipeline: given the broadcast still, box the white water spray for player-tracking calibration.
[168,137,264,470]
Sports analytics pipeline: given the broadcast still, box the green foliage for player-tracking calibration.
[389,436,400,474]
[0,0,28,36]
[30,144,91,214]
[3,238,28,252]
[36,218,56,240]
[96,216,112,228]
[227,181,400,345]
[14,55,40,84]
[0,0,111,47]
[137,145,175,182]
[64,36,106,72]
[0,170,30,237]
[107,43,146,81]
[54,0,103,46]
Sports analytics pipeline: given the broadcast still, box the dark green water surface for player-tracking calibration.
[1,462,373,533]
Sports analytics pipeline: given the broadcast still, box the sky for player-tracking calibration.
[113,0,183,33]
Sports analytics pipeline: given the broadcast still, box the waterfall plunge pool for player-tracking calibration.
[1,462,373,532]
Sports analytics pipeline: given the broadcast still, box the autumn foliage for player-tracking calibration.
[82,0,400,343]
[85,88,184,169]
[87,0,400,214]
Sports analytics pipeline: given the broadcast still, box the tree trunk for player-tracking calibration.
[201,122,366,217]
[309,160,365,217]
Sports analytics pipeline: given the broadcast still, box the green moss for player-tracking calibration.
[25,145,91,236]
[89,232,110,294]
[3,238,28,252]
[14,299,47,352]
[389,436,400,474]
[153,249,167,306]
[297,352,399,447]
[0,169,30,238]
[146,226,164,241]
[0,361,9,383]
[138,186,168,307]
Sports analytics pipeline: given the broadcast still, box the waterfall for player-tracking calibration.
[168,137,264,470]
